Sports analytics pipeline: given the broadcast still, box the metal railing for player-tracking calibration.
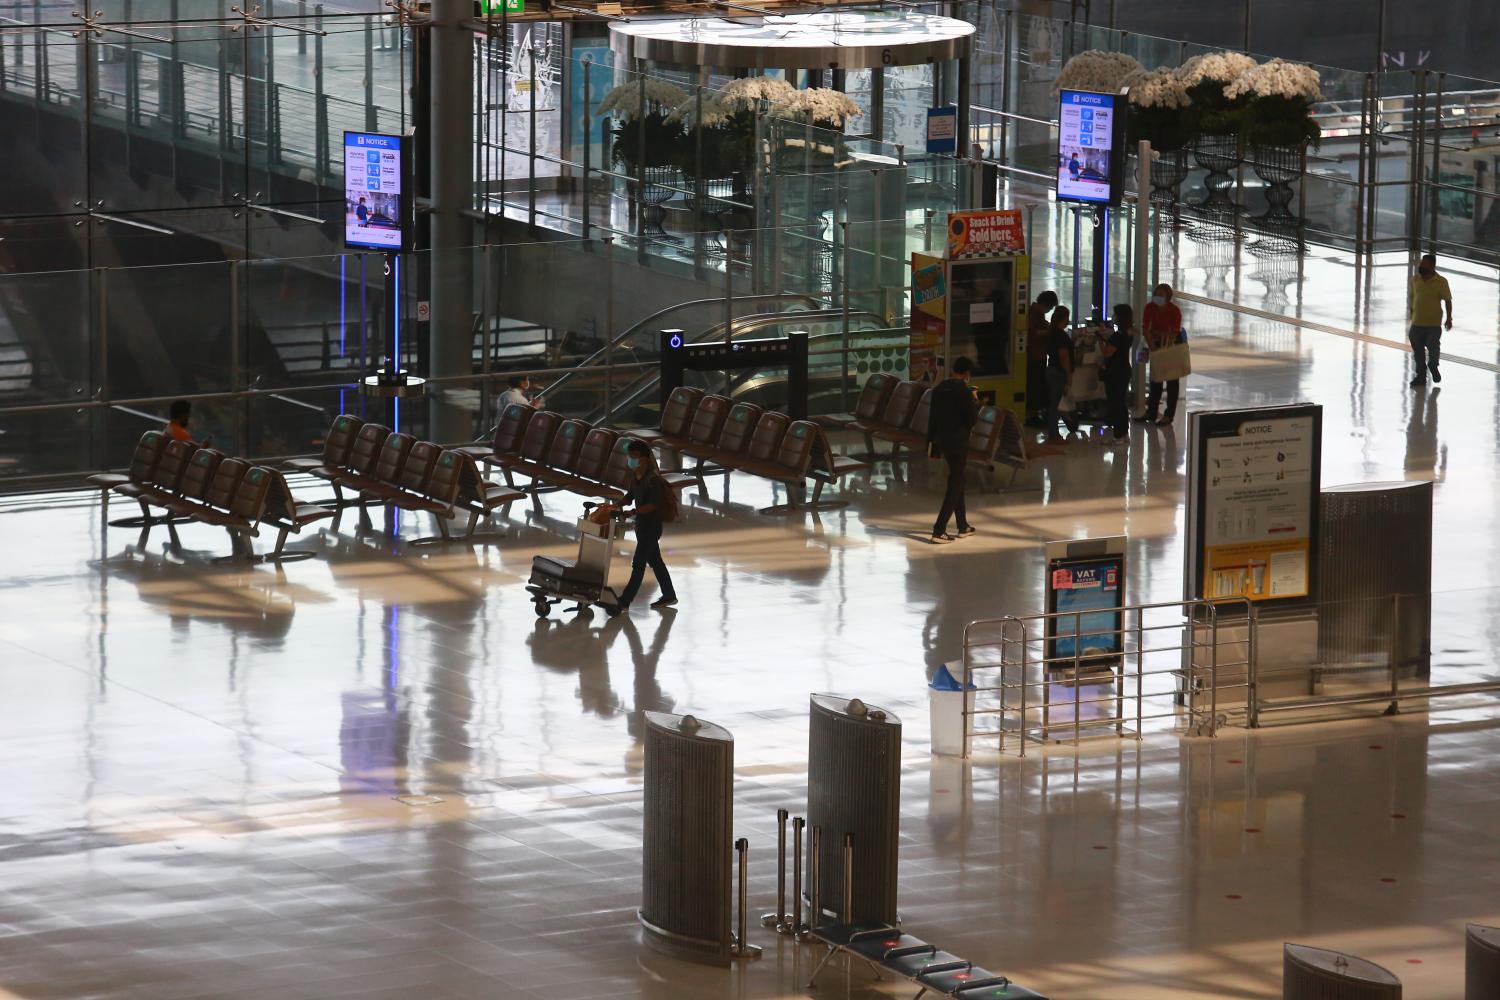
[962,591,1500,755]
[1247,592,1500,727]
[960,598,1254,756]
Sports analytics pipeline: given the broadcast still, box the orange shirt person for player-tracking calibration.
[165,400,211,447]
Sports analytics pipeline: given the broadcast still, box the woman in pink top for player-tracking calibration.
[1136,283,1184,426]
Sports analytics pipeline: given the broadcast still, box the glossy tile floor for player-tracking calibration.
[5,292,1500,999]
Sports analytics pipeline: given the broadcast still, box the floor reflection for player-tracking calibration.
[4,301,1500,998]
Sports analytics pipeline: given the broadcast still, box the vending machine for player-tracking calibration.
[909,209,1032,420]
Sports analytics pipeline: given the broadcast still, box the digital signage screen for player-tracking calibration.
[344,131,406,252]
[1046,555,1125,670]
[1056,90,1120,205]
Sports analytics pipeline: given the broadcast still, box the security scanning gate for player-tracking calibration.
[960,598,1252,757]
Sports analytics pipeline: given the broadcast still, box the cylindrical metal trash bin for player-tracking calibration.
[1283,943,1401,999]
[640,712,734,966]
[806,693,901,925]
[1467,923,1500,1000]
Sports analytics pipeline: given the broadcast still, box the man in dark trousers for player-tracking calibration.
[616,440,678,611]
[927,356,980,545]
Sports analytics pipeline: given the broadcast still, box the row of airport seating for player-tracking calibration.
[459,406,698,505]
[88,417,527,560]
[87,431,337,562]
[827,372,1029,489]
[90,378,1011,554]
[470,393,868,512]
[631,387,869,510]
[286,414,525,542]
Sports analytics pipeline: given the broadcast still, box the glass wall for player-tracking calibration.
[6,0,1500,488]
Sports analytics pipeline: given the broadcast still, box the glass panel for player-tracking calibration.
[0,266,91,406]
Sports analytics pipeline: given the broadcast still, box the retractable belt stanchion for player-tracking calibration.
[802,824,822,941]
[762,809,790,932]
[791,816,806,938]
[730,838,761,960]
[842,833,855,923]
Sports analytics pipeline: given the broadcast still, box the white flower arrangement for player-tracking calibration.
[668,76,799,126]
[1224,58,1322,102]
[718,76,796,108]
[1127,66,1191,110]
[1053,49,1143,95]
[768,87,863,126]
[666,95,728,127]
[1175,51,1258,86]
[596,78,689,119]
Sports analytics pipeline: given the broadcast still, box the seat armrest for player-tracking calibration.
[291,503,337,524]
[86,473,130,488]
[283,457,323,471]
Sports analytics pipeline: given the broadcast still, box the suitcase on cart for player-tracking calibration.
[526,503,626,618]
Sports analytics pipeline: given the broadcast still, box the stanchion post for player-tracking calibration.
[731,838,762,959]
[790,816,805,937]
[762,808,789,931]
[841,833,854,923]
[799,824,821,941]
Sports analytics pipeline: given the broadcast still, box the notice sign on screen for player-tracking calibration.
[344,131,404,251]
[1056,90,1116,204]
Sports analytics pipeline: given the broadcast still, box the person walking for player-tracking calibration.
[1137,283,1184,426]
[1100,303,1135,446]
[1408,253,1453,387]
[1026,290,1059,426]
[1044,306,1080,441]
[926,356,979,545]
[616,440,678,611]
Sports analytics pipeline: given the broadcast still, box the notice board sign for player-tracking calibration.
[946,208,1026,258]
[343,131,408,252]
[926,105,957,154]
[1186,405,1323,606]
[1056,89,1124,206]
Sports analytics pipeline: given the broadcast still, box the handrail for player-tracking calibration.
[537,293,824,405]
[589,307,887,425]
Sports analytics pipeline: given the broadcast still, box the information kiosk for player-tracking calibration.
[909,208,1031,420]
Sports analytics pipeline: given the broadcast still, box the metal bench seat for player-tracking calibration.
[804,921,1047,999]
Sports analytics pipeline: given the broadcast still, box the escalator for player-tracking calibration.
[583,308,888,425]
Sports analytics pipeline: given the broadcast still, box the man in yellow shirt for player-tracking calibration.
[1409,253,1453,387]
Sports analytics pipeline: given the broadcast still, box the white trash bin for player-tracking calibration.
[929,663,976,757]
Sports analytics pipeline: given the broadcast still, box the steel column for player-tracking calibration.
[429,0,477,443]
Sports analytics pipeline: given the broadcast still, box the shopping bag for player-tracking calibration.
[1058,393,1076,413]
[1149,342,1192,382]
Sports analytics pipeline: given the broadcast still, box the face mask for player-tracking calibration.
[1151,295,1166,306]
[627,457,642,470]
[1418,266,1433,277]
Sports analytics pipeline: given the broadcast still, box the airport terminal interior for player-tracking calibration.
[3,1,1500,998]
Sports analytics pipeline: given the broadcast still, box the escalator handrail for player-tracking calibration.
[590,307,888,424]
[535,292,824,405]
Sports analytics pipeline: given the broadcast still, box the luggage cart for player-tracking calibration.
[526,503,627,618]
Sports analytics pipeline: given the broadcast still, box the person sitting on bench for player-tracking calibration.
[165,400,211,448]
